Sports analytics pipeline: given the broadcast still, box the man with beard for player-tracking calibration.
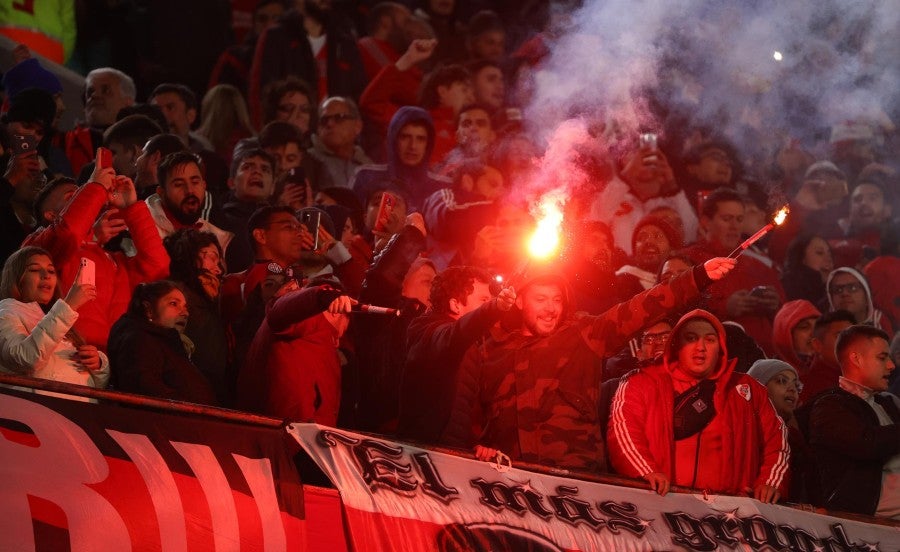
[682,188,784,355]
[437,104,497,176]
[615,215,682,299]
[440,256,736,472]
[357,2,413,81]
[834,179,894,264]
[145,151,233,255]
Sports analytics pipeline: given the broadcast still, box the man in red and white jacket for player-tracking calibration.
[608,309,790,503]
[23,165,170,350]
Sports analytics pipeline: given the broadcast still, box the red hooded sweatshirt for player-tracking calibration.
[608,309,790,496]
[772,299,822,373]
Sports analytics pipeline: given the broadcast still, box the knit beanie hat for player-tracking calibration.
[632,215,683,251]
[804,160,845,180]
[747,359,798,386]
[830,121,874,144]
[3,88,57,130]
[2,58,62,98]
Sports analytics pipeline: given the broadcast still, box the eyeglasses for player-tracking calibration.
[771,374,804,393]
[265,220,304,233]
[319,112,356,125]
[829,283,862,295]
[641,331,671,345]
[277,103,312,115]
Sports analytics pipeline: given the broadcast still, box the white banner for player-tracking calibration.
[288,423,900,552]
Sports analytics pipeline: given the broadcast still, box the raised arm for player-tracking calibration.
[584,258,735,354]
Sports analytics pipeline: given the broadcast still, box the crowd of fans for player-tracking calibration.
[1,0,898,522]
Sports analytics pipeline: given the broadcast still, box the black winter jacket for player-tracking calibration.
[349,226,427,432]
[398,299,505,443]
[807,387,900,515]
[108,313,217,406]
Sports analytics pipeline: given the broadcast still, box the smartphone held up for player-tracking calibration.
[11,134,38,156]
[78,258,96,287]
[300,209,322,250]
[639,132,658,163]
[373,191,399,234]
[96,147,113,170]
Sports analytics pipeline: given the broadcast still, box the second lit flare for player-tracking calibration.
[728,206,789,258]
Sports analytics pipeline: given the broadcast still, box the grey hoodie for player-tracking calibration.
[825,267,885,329]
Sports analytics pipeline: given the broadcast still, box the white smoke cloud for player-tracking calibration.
[523,0,899,164]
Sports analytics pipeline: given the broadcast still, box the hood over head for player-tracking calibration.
[772,299,821,369]
[386,106,435,177]
[825,266,874,323]
[664,309,730,380]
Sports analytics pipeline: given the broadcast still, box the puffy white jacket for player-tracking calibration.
[0,298,110,399]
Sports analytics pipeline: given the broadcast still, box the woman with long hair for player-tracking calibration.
[781,233,833,307]
[196,84,256,166]
[163,229,232,405]
[107,280,216,405]
[0,246,109,395]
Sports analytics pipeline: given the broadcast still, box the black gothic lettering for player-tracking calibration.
[318,429,359,448]
[413,452,459,503]
[469,478,554,518]
[737,515,789,550]
[663,512,718,552]
[547,486,606,530]
[598,501,647,536]
[353,439,418,493]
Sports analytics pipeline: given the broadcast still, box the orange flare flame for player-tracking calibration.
[527,193,564,259]
[774,206,789,225]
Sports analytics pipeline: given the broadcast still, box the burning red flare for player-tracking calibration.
[773,206,789,226]
[728,205,790,258]
[527,191,565,259]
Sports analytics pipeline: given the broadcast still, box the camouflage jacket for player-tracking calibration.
[440,266,705,473]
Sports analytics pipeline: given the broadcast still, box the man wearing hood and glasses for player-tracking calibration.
[826,267,893,336]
